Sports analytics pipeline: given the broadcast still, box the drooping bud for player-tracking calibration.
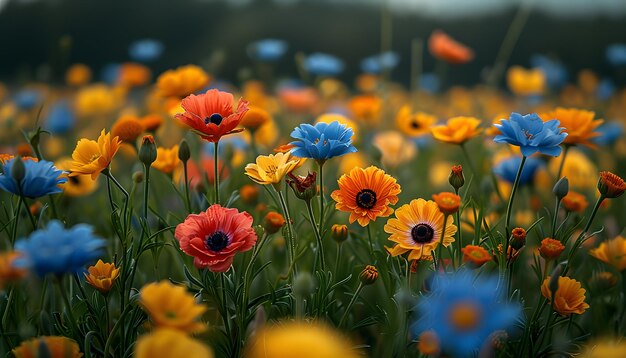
[178,139,191,164]
[510,227,527,250]
[331,224,348,243]
[138,135,157,166]
[286,171,317,202]
[359,265,379,285]
[449,165,465,191]
[553,177,569,200]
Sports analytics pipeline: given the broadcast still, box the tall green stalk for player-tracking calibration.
[214,141,220,205]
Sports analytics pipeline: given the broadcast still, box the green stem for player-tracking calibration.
[318,161,325,232]
[437,214,450,272]
[220,273,231,335]
[276,188,297,275]
[562,195,604,276]
[214,141,220,205]
[103,169,130,233]
[338,282,364,328]
[556,145,569,181]
[551,197,561,239]
[19,195,36,230]
[56,276,80,335]
[143,164,150,222]
[535,304,557,354]
[183,161,191,213]
[306,200,326,272]
[367,224,375,256]
[460,143,477,179]
[47,194,59,219]
[10,197,23,245]
[502,156,526,292]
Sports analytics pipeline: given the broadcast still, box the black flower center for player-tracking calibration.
[205,231,229,252]
[411,223,435,244]
[356,189,377,209]
[69,176,80,185]
[410,120,421,129]
[205,113,223,126]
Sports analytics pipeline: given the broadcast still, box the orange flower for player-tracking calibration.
[70,130,122,179]
[12,336,82,358]
[156,65,210,98]
[589,236,626,271]
[84,260,120,294]
[539,238,565,260]
[264,211,286,234]
[541,276,589,316]
[140,114,164,132]
[65,63,92,86]
[118,62,152,88]
[510,227,527,249]
[0,252,26,289]
[428,30,474,65]
[152,145,181,175]
[431,116,482,144]
[461,245,491,268]
[176,89,248,143]
[111,115,144,145]
[432,192,461,215]
[240,106,271,131]
[562,191,589,213]
[506,66,546,96]
[598,171,626,198]
[395,106,437,137]
[239,184,259,204]
[331,166,401,226]
[349,95,382,126]
[418,330,440,356]
[540,108,603,147]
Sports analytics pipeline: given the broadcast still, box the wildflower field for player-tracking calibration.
[1,3,626,357]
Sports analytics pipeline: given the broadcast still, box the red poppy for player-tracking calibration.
[175,205,257,272]
[175,89,249,142]
[428,30,474,65]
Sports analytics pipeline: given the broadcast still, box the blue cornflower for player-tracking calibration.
[596,78,615,101]
[360,51,400,74]
[100,63,121,85]
[0,158,67,198]
[606,43,626,67]
[419,73,440,94]
[412,271,521,357]
[289,121,357,161]
[14,220,105,277]
[14,89,42,110]
[493,156,543,185]
[129,39,164,62]
[247,39,288,62]
[530,54,568,90]
[493,112,567,156]
[44,100,75,134]
[303,53,344,77]
[592,121,623,146]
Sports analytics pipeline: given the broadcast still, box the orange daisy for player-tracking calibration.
[431,117,482,145]
[69,129,122,179]
[384,198,457,260]
[540,108,603,147]
[331,166,401,226]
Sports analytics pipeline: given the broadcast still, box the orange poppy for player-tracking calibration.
[428,30,474,65]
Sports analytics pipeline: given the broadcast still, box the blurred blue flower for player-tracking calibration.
[303,53,344,77]
[606,43,626,67]
[530,54,568,89]
[493,156,543,185]
[14,89,42,110]
[360,52,400,74]
[412,271,521,357]
[289,121,357,161]
[203,135,249,156]
[494,112,567,156]
[44,101,75,134]
[592,121,623,146]
[14,220,105,277]
[419,73,440,94]
[0,158,67,198]
[129,39,164,62]
[100,63,121,85]
[596,78,615,101]
[247,39,287,62]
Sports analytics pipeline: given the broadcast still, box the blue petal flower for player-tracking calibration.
[493,156,543,185]
[14,220,105,277]
[129,39,164,62]
[606,43,626,67]
[412,271,521,357]
[247,39,288,62]
[530,54,568,90]
[289,121,357,161]
[419,73,440,94]
[0,158,67,198]
[360,52,400,74]
[592,121,623,146]
[44,100,75,134]
[303,53,344,77]
[494,113,567,157]
[14,89,42,111]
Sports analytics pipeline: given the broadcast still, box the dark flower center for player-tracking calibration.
[205,113,223,126]
[69,176,80,184]
[356,189,377,209]
[411,223,435,244]
[410,120,421,129]
[205,231,229,252]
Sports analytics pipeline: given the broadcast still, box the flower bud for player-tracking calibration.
[240,184,259,204]
[539,238,565,260]
[292,272,315,297]
[139,135,157,166]
[11,156,26,184]
[598,171,626,199]
[553,177,569,200]
[264,211,286,234]
[178,139,191,163]
[286,171,317,202]
[331,224,349,243]
[510,227,527,250]
[359,265,378,285]
[449,165,465,191]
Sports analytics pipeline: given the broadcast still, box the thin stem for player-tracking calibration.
[551,197,561,239]
[220,273,231,335]
[338,282,364,328]
[367,224,375,256]
[143,164,150,222]
[562,195,604,276]
[504,156,526,253]
[214,141,220,205]
[335,243,342,271]
[103,169,130,233]
[318,161,325,232]
[306,200,326,272]
[183,161,191,213]
[11,197,23,245]
[47,194,59,219]
[556,145,570,181]
[19,195,37,230]
[56,276,80,335]
[276,188,297,275]
[460,143,477,179]
[437,214,450,272]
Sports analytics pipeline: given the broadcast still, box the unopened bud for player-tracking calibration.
[292,272,315,296]
[264,211,286,234]
[510,228,527,250]
[139,135,157,166]
[553,177,569,200]
[331,224,348,243]
[178,139,191,163]
[11,156,26,184]
[449,165,465,191]
[359,265,379,285]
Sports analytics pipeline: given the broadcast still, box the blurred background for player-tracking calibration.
[1,0,626,87]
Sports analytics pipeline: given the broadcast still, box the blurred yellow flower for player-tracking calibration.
[65,63,92,87]
[70,130,122,179]
[156,65,210,98]
[431,116,482,145]
[152,145,181,175]
[589,236,626,272]
[139,280,207,334]
[75,84,119,118]
[240,106,271,131]
[244,321,361,358]
[546,149,597,190]
[245,152,303,186]
[372,131,417,169]
[252,120,279,149]
[338,152,368,175]
[135,328,213,358]
[540,108,603,147]
[579,340,626,358]
[395,106,437,137]
[84,259,120,294]
[541,276,589,316]
[55,158,98,197]
[506,66,545,96]
[12,336,82,358]
[0,251,27,289]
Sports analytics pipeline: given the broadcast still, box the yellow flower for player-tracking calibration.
[152,145,181,175]
[506,66,545,96]
[541,276,589,316]
[0,251,27,289]
[55,158,98,197]
[315,113,360,143]
[156,65,210,98]
[12,336,82,358]
[244,152,303,186]
[244,321,361,358]
[372,131,417,169]
[338,152,368,176]
[589,236,626,271]
[135,328,214,358]
[74,84,119,118]
[549,149,597,190]
[139,280,207,334]
[252,119,279,149]
[431,116,482,145]
[540,108,603,148]
[70,130,122,179]
[395,106,437,137]
[240,106,271,131]
[578,340,626,358]
[84,259,120,294]
[385,198,457,260]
